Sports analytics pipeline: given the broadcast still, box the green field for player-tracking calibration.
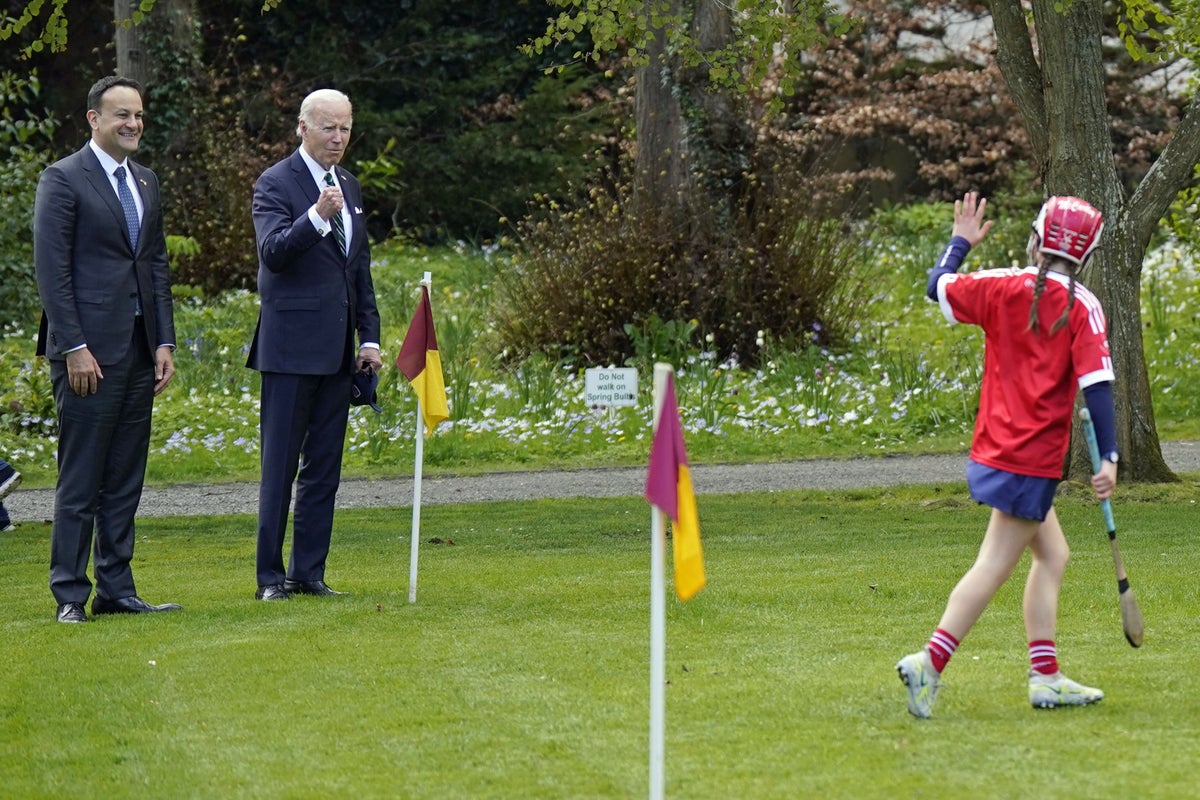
[3,481,1198,799]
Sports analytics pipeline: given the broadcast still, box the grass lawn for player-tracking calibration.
[2,481,1198,799]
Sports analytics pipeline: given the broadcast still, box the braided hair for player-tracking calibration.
[1026,234,1078,336]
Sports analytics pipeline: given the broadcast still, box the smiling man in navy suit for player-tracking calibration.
[247,88,382,601]
[34,76,179,624]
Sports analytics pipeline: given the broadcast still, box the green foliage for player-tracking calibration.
[511,352,572,420]
[206,1,620,245]
[525,0,846,111]
[0,69,55,331]
[496,151,876,368]
[3,3,615,294]
[624,316,699,376]
[1116,0,1172,60]
[0,347,56,456]
[370,59,613,243]
[116,0,160,28]
[0,0,69,56]
[869,187,1044,272]
[493,178,680,365]
[166,234,201,260]
[138,14,286,293]
[1139,239,1200,437]
[354,137,404,209]
[1164,163,1200,257]
[435,299,486,421]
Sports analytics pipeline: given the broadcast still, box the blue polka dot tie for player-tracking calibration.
[114,165,140,251]
[323,172,347,255]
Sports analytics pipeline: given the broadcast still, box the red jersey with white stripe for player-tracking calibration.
[936,267,1113,478]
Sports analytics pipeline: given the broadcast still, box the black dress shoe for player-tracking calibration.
[255,584,291,601]
[57,602,88,623]
[283,579,347,596]
[92,595,183,615]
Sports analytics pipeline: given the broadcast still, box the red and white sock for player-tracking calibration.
[927,628,959,673]
[1029,640,1058,675]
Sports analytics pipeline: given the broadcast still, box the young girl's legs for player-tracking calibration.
[898,508,1035,717]
[899,505,1103,716]
[937,508,1038,640]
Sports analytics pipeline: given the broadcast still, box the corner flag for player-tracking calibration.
[396,284,450,434]
[645,372,705,601]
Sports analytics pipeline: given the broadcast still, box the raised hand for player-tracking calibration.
[952,191,993,247]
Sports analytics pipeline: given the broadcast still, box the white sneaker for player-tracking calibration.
[1029,671,1104,709]
[896,650,941,719]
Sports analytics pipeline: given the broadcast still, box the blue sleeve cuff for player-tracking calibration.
[926,236,972,301]
[1082,382,1118,460]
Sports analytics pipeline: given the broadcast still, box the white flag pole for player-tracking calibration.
[649,362,671,800]
[408,271,433,604]
[408,395,424,604]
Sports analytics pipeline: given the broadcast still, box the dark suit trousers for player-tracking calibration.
[49,332,154,604]
[256,371,351,587]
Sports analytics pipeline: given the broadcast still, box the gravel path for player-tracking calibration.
[7,441,1199,523]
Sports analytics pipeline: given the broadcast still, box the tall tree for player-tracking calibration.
[992,0,1200,482]
[530,1,832,216]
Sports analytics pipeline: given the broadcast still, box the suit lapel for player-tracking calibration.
[289,151,321,205]
[81,146,137,253]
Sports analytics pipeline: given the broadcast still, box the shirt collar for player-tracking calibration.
[88,140,128,177]
[298,146,338,186]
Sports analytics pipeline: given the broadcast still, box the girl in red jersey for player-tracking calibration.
[896,192,1120,718]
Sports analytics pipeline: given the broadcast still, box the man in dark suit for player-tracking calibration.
[247,88,382,601]
[34,76,180,624]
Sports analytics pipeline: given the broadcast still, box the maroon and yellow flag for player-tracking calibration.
[644,373,705,601]
[396,285,450,434]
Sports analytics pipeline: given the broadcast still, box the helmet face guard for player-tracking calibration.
[1031,196,1104,265]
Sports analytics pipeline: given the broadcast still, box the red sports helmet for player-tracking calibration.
[1031,196,1104,265]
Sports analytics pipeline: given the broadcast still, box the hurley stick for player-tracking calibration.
[1079,408,1145,648]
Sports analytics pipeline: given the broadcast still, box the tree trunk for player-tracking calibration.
[633,0,688,223]
[114,0,197,88]
[992,0,1193,482]
[677,0,750,239]
[114,0,148,85]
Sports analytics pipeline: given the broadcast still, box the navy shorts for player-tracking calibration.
[965,459,1059,522]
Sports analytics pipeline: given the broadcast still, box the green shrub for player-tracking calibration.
[0,70,56,331]
[140,17,286,295]
[495,150,876,367]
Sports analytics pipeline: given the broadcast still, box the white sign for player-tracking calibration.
[584,368,638,408]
